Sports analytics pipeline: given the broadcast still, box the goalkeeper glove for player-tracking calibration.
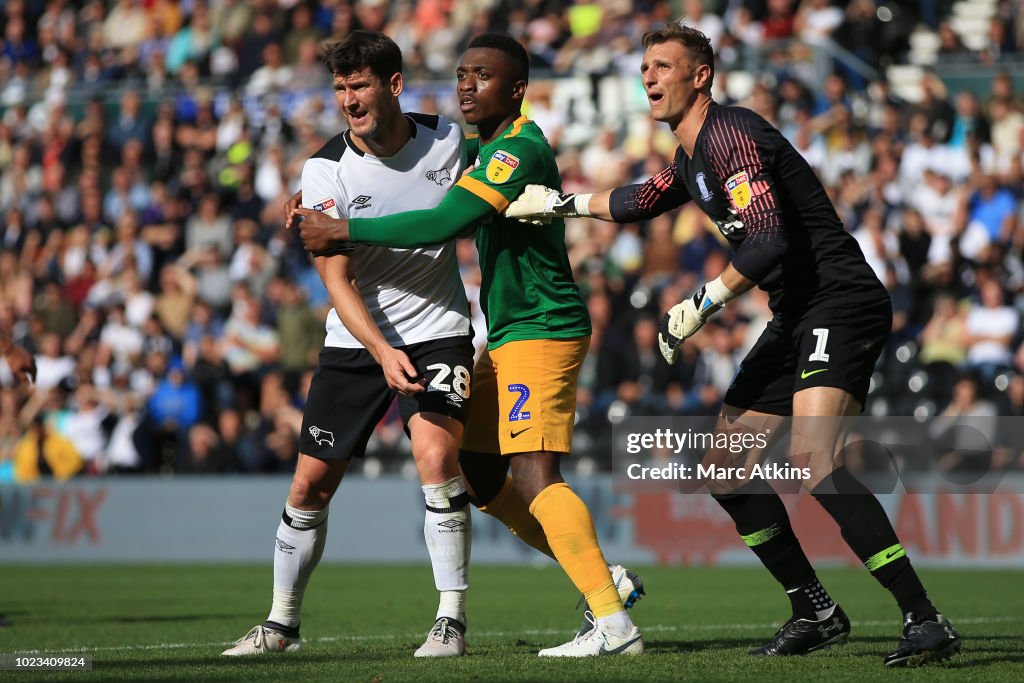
[505,184,593,223]
[658,276,736,364]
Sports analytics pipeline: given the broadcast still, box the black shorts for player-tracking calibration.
[299,335,475,460]
[724,300,891,415]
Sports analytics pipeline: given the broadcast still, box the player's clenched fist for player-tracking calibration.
[293,207,352,255]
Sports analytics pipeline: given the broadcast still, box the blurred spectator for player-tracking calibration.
[989,97,1024,171]
[223,297,280,377]
[106,91,151,152]
[958,172,1018,261]
[919,294,969,375]
[949,91,991,148]
[291,37,332,90]
[64,382,111,473]
[763,0,798,40]
[687,322,741,414]
[916,72,956,143]
[103,170,151,225]
[933,372,999,472]
[211,0,254,46]
[246,42,294,97]
[236,11,279,80]
[103,0,149,52]
[276,282,323,387]
[13,413,83,483]
[181,422,240,473]
[964,280,1019,380]
[795,0,844,46]
[936,22,971,61]
[166,3,218,75]
[154,264,197,340]
[853,206,902,284]
[283,3,321,65]
[185,194,233,257]
[104,401,144,473]
[913,170,960,268]
[36,280,77,338]
[145,354,201,471]
[681,0,725,49]
[34,332,75,390]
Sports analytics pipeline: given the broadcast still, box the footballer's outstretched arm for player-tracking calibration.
[296,186,497,251]
[506,164,692,223]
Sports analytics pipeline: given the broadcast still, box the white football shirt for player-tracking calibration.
[301,113,471,348]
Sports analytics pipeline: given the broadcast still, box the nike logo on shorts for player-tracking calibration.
[800,368,829,379]
[510,427,532,439]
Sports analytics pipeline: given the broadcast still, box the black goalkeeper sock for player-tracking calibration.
[787,577,836,621]
[713,482,827,619]
[812,467,938,621]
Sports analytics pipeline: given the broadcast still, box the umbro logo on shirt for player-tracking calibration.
[351,195,373,209]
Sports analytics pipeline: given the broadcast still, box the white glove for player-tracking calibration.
[658,278,735,364]
[505,184,592,223]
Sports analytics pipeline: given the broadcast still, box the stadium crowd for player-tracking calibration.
[2,0,1024,482]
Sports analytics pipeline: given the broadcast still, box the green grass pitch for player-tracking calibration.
[2,565,1021,681]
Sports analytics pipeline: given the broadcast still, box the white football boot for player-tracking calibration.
[575,564,646,638]
[221,624,301,656]
[539,612,644,657]
[413,617,467,657]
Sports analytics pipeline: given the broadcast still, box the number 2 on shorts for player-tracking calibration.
[507,384,531,421]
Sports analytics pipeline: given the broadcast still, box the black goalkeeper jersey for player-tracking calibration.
[624,104,886,317]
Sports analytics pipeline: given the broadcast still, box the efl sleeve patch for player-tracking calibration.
[485,150,520,184]
[725,171,752,210]
[312,197,341,219]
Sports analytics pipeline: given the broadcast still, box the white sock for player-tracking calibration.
[267,503,329,630]
[596,610,634,637]
[422,476,471,626]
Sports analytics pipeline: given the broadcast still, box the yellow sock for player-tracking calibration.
[479,477,554,559]
[529,483,623,619]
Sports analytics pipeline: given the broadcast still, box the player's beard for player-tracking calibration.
[348,111,379,141]
[350,107,399,148]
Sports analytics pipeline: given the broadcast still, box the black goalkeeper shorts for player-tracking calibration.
[724,300,891,416]
[299,335,475,460]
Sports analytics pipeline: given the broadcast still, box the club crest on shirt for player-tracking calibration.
[313,197,341,218]
[725,171,751,210]
[486,150,520,184]
[696,172,713,202]
[426,167,451,185]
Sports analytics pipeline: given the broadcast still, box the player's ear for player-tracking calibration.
[512,79,527,103]
[694,64,712,91]
[389,71,404,97]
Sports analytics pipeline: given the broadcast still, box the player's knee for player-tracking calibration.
[414,441,457,480]
[508,452,562,504]
[288,475,332,509]
[458,450,508,506]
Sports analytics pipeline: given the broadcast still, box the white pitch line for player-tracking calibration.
[7,616,1020,656]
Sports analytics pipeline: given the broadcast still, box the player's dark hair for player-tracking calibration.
[321,30,402,83]
[642,23,715,85]
[467,33,530,83]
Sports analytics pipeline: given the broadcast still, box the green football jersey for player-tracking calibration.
[455,117,591,349]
